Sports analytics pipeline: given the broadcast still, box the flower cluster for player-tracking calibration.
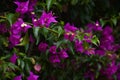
[33,11,57,27]
[0,0,120,80]
[9,18,31,46]
[15,0,37,14]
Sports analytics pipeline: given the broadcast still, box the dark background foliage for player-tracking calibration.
[0,0,120,22]
[0,0,120,43]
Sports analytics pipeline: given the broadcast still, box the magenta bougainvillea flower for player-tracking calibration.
[64,23,77,41]
[10,53,18,64]
[64,23,77,32]
[9,18,31,46]
[27,72,39,80]
[28,0,37,12]
[102,61,117,79]
[49,45,57,54]
[38,42,48,52]
[49,54,60,63]
[14,0,29,14]
[75,40,84,53]
[101,26,114,43]
[102,26,113,36]
[85,48,95,55]
[64,32,75,41]
[38,11,57,27]
[9,34,21,47]
[95,49,105,56]
[13,18,31,33]
[13,75,22,80]
[83,32,93,43]
[10,18,23,34]
[34,64,41,72]
[100,26,115,51]
[32,18,40,27]
[87,21,102,32]
[59,50,68,59]
[21,22,32,33]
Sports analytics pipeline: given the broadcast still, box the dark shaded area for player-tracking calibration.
[55,0,120,26]
[1,0,120,26]
[0,0,17,13]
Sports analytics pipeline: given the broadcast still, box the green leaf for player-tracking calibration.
[111,18,117,26]
[100,19,106,27]
[91,35,100,46]
[25,63,30,73]
[3,63,7,73]
[56,39,68,48]
[95,71,99,79]
[6,13,19,26]
[0,19,5,22]
[21,60,25,69]
[25,44,29,53]
[68,41,75,55]
[113,75,117,80]
[41,27,49,39]
[97,63,101,70]
[18,32,29,46]
[71,0,78,5]
[45,49,49,56]
[46,0,56,11]
[18,52,26,57]
[8,63,19,70]
[33,27,40,45]
[4,72,15,79]
[0,54,11,60]
[57,26,64,37]
[17,59,21,66]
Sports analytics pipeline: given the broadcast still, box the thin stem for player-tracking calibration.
[0,16,6,19]
[45,27,58,35]
[26,22,59,35]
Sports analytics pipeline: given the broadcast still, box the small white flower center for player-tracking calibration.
[96,23,99,26]
[20,38,23,42]
[31,12,35,15]
[21,23,27,27]
[34,19,37,22]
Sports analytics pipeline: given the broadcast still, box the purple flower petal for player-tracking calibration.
[15,0,29,14]
[10,53,18,64]
[38,42,48,52]
[59,50,68,59]
[49,54,60,63]
[86,21,102,32]
[64,23,77,32]
[38,11,57,27]
[95,49,105,56]
[27,72,39,80]
[75,40,84,53]
[85,48,95,55]
[49,46,57,54]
